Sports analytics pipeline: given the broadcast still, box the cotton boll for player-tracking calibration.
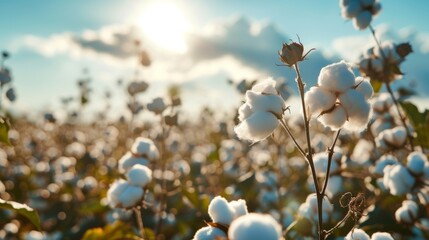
[118,152,149,173]
[372,155,398,175]
[131,137,159,160]
[353,10,372,30]
[339,89,371,130]
[359,0,375,7]
[319,105,348,130]
[234,111,279,142]
[238,103,253,122]
[371,232,394,240]
[407,152,427,175]
[355,77,373,100]
[228,213,282,240]
[341,0,362,19]
[229,199,248,219]
[208,196,235,225]
[345,228,370,240]
[318,61,356,93]
[382,126,407,147]
[117,184,144,208]
[147,97,167,114]
[395,200,418,224]
[107,179,128,208]
[193,226,227,240]
[127,165,152,187]
[246,91,285,116]
[251,77,278,95]
[304,86,336,116]
[383,164,415,196]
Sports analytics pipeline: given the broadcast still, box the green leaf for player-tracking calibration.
[370,80,382,93]
[0,118,10,145]
[0,198,41,230]
[82,221,140,240]
[400,101,429,148]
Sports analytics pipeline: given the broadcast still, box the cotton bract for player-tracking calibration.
[228,213,282,240]
[235,78,286,142]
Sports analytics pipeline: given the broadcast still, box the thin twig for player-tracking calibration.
[134,207,146,240]
[321,129,342,196]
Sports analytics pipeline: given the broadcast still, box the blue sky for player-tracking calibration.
[1,0,429,120]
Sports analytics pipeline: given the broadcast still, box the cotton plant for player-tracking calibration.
[339,0,381,30]
[106,136,156,239]
[193,196,249,240]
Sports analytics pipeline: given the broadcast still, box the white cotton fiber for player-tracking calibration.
[371,232,394,240]
[319,105,348,130]
[339,89,371,130]
[238,103,253,122]
[131,137,159,160]
[118,152,149,173]
[355,77,374,100]
[407,151,427,175]
[228,213,282,240]
[341,0,362,18]
[126,164,152,187]
[229,199,248,219]
[117,183,144,208]
[208,196,235,225]
[234,111,279,142]
[353,10,372,30]
[107,179,128,208]
[395,200,418,224]
[251,77,278,95]
[383,164,415,196]
[304,86,336,115]
[345,228,370,240]
[318,61,356,93]
[246,91,285,116]
[192,226,227,240]
[382,126,407,147]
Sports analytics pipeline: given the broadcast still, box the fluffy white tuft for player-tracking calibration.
[229,199,248,219]
[319,105,348,130]
[118,152,149,173]
[383,164,415,196]
[131,137,159,160]
[355,77,374,100]
[407,151,427,175]
[234,111,279,142]
[246,91,285,116]
[304,86,336,116]
[238,103,253,122]
[228,213,282,240]
[339,89,371,131]
[345,228,370,240]
[318,61,355,93]
[251,77,278,95]
[126,164,152,187]
[353,10,372,30]
[371,232,394,240]
[395,200,418,224]
[208,196,235,225]
[192,226,227,240]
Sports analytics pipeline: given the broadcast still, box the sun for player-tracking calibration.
[138,2,189,53]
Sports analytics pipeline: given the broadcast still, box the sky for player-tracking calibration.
[1,0,429,121]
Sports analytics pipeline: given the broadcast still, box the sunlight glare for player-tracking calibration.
[139,2,189,53]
